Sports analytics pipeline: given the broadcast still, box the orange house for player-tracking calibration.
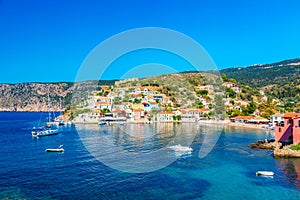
[274,113,300,144]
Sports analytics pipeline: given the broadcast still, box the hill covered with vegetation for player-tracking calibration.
[221,58,300,88]
[220,58,300,115]
[1,57,299,117]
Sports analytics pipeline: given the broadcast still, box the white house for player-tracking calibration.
[156,111,174,122]
[270,113,284,127]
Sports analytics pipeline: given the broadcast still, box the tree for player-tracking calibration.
[133,98,142,104]
[114,97,121,103]
[193,100,204,109]
[228,78,237,83]
[231,109,242,117]
[101,108,111,114]
[221,73,227,82]
[166,107,173,112]
[171,97,177,103]
[242,102,256,116]
[226,87,236,98]
[197,90,208,96]
[214,94,226,119]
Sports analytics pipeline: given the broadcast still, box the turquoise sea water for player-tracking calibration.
[0,112,300,199]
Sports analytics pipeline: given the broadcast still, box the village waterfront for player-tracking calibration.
[1,112,300,199]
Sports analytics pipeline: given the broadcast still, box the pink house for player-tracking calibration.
[275,113,300,144]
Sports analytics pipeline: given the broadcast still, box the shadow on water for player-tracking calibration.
[275,158,300,189]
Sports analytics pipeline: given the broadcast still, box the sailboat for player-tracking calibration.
[32,94,59,137]
[54,96,65,126]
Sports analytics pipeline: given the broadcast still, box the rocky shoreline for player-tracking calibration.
[250,140,282,150]
[250,140,300,158]
[273,146,300,158]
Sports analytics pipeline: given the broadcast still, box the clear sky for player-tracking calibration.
[1,0,300,83]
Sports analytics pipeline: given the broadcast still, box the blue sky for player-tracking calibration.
[0,0,300,83]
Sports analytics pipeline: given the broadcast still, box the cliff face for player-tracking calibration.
[0,80,116,112]
[0,82,74,112]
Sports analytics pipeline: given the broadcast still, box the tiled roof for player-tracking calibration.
[224,82,235,85]
[283,113,298,118]
[158,111,174,114]
[272,113,283,117]
[231,116,253,120]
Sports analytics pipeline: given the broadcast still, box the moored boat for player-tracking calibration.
[32,125,59,137]
[46,145,64,152]
[98,120,106,126]
[31,93,59,137]
[256,171,274,176]
[168,144,193,152]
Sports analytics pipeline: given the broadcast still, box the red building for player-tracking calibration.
[275,113,300,144]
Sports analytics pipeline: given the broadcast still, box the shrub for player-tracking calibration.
[290,143,300,151]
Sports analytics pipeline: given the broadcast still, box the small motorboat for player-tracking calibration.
[98,121,106,126]
[46,145,64,152]
[168,144,193,152]
[256,171,274,176]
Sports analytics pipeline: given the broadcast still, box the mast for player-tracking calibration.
[48,93,51,123]
[60,96,62,116]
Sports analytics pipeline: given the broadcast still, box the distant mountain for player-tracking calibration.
[0,80,116,112]
[220,58,300,88]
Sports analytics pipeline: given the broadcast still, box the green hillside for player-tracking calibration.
[221,58,300,88]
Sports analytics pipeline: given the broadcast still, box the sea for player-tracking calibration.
[0,112,300,199]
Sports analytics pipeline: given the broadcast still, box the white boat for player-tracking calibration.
[46,145,64,152]
[54,97,66,126]
[55,120,65,126]
[32,93,59,137]
[32,126,59,137]
[168,144,193,152]
[256,171,274,176]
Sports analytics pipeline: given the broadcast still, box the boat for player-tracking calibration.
[32,125,59,137]
[168,144,193,152]
[46,145,64,152]
[55,97,66,126]
[256,171,274,176]
[98,120,106,126]
[32,93,59,137]
[55,120,65,126]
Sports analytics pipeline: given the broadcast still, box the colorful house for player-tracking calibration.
[223,82,239,92]
[143,101,159,112]
[133,110,145,120]
[181,108,209,122]
[157,111,175,122]
[100,85,110,91]
[94,102,112,111]
[275,113,300,144]
[112,110,127,118]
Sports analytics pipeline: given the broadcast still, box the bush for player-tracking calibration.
[290,143,300,151]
